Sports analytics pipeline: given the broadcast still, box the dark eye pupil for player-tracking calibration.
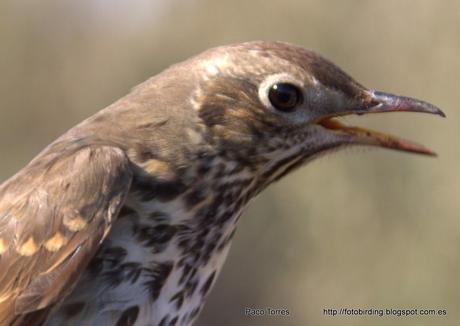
[268,83,302,112]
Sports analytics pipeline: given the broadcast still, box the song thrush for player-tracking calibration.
[0,41,444,326]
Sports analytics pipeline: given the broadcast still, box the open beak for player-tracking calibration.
[316,91,445,156]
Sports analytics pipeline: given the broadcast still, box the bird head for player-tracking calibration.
[183,41,444,182]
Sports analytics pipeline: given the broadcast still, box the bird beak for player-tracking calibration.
[316,91,445,156]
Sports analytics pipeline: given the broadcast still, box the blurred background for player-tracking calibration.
[0,1,458,325]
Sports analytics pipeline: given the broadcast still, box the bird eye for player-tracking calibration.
[268,83,302,112]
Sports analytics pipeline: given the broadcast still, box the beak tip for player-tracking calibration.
[413,147,438,157]
[437,109,447,118]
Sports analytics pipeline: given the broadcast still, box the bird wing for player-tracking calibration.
[0,145,133,325]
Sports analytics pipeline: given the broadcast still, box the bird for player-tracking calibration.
[0,41,444,326]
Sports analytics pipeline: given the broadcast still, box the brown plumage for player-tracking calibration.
[0,41,444,325]
[0,147,132,325]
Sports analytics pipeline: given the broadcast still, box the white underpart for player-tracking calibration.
[45,159,250,326]
[45,192,237,326]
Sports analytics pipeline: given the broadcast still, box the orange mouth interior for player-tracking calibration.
[317,117,436,156]
[318,117,347,130]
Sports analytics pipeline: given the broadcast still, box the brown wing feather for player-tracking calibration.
[0,146,133,325]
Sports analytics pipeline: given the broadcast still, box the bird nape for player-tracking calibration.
[0,41,444,326]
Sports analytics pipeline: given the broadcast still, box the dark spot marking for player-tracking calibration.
[177,258,185,267]
[132,175,186,202]
[170,291,185,309]
[178,238,190,250]
[101,246,128,267]
[217,229,236,252]
[196,153,216,174]
[62,302,85,318]
[103,262,143,287]
[144,262,174,300]
[179,264,192,285]
[259,152,301,182]
[158,315,169,326]
[198,227,210,238]
[180,313,189,325]
[185,279,198,298]
[169,316,179,326]
[201,242,217,264]
[198,103,227,128]
[272,155,308,182]
[229,162,245,174]
[88,246,127,276]
[189,267,198,280]
[135,224,177,250]
[197,193,224,225]
[118,206,137,218]
[184,189,207,209]
[87,257,103,275]
[213,162,228,179]
[197,163,211,175]
[200,271,216,296]
[149,211,171,222]
[189,306,201,321]
[115,306,139,326]
[216,210,233,224]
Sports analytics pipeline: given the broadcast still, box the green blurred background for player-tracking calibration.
[0,1,458,325]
